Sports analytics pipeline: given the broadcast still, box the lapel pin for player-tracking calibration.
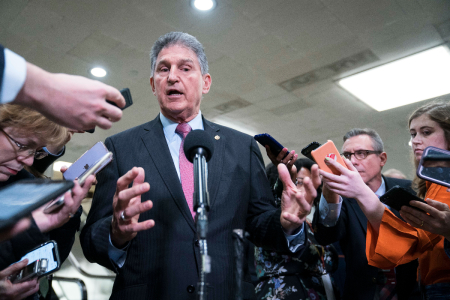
[215,135,220,140]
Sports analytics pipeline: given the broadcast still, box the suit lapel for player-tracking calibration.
[203,118,224,209]
[141,115,196,232]
[346,197,368,232]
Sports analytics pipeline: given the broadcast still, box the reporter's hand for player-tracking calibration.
[400,199,450,240]
[0,259,39,300]
[265,146,298,182]
[279,163,318,235]
[0,218,31,243]
[32,175,96,233]
[15,63,125,130]
[110,167,154,248]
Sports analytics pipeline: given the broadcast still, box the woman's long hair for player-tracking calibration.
[409,101,450,197]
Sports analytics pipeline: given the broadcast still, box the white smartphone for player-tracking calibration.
[10,241,60,283]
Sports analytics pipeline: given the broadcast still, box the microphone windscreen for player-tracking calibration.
[184,130,214,162]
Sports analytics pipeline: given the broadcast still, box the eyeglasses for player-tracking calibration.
[341,150,381,160]
[1,129,48,160]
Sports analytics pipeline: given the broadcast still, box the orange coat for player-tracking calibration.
[366,183,450,285]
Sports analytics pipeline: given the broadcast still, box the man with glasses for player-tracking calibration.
[312,128,418,300]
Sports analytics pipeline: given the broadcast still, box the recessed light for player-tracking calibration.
[338,45,450,111]
[90,67,107,78]
[192,0,215,11]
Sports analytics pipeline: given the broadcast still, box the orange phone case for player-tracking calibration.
[311,140,348,175]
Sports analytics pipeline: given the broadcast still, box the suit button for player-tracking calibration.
[195,240,200,247]
[187,285,195,293]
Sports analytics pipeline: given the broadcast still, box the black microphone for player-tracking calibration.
[183,130,214,213]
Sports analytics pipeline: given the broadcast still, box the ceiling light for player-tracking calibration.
[192,0,215,11]
[90,67,107,78]
[338,45,450,111]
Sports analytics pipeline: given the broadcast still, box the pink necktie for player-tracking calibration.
[176,123,195,219]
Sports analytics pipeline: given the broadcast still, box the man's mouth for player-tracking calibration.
[166,89,183,96]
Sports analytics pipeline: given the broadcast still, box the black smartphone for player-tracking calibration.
[380,185,426,212]
[254,133,289,157]
[0,180,74,230]
[417,146,450,188]
[10,241,60,282]
[86,88,133,133]
[301,141,321,162]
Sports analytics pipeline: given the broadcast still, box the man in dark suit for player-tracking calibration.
[80,32,318,300]
[312,128,418,300]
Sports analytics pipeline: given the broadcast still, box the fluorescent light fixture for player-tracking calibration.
[338,45,450,111]
[90,67,107,78]
[192,0,215,11]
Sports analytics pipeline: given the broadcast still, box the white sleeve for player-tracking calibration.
[1,48,27,103]
[318,193,343,227]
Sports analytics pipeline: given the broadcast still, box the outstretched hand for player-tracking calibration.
[400,199,450,240]
[279,163,319,235]
[111,167,154,248]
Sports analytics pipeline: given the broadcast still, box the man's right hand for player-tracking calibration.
[111,167,154,248]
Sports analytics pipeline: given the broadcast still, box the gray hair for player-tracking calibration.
[343,128,384,152]
[150,32,209,77]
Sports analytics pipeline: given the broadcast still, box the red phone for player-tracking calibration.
[311,140,348,175]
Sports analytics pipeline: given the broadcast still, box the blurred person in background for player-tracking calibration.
[0,104,95,300]
[383,168,407,180]
[320,102,450,299]
[255,157,340,300]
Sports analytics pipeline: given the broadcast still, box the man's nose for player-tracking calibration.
[350,154,359,165]
[167,68,179,83]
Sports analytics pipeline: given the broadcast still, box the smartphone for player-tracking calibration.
[86,88,133,133]
[63,142,113,182]
[417,146,450,188]
[380,185,426,212]
[0,180,74,230]
[254,133,289,157]
[311,140,348,175]
[44,152,112,214]
[301,141,321,162]
[12,241,60,282]
[9,259,49,283]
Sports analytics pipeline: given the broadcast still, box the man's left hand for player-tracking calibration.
[279,163,319,235]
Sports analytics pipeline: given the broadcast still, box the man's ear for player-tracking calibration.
[379,152,387,167]
[202,74,212,94]
[150,77,156,95]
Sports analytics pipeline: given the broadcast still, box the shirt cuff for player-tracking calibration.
[108,234,129,268]
[43,146,65,157]
[318,194,343,227]
[1,48,27,103]
[284,223,305,253]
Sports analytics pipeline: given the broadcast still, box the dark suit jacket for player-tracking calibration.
[80,115,291,300]
[312,176,418,300]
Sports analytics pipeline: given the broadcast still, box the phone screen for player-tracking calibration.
[0,181,74,228]
[20,242,59,275]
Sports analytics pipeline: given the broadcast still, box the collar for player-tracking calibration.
[160,111,204,141]
[375,176,386,198]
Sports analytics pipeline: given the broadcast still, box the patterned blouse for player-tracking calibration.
[255,221,339,300]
